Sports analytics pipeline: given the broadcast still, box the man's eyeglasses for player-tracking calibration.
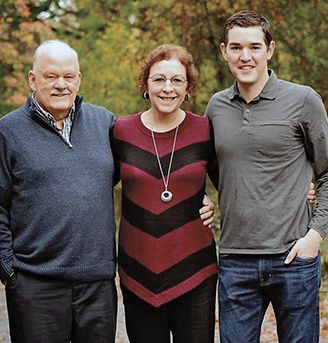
[148,74,187,87]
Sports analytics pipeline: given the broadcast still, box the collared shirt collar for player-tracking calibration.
[228,69,279,101]
[31,93,76,130]
[31,93,76,147]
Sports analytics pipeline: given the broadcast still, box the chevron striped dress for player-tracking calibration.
[112,111,218,308]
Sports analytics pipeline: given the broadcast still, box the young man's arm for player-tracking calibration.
[285,89,328,263]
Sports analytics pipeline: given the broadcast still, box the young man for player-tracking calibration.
[206,10,328,343]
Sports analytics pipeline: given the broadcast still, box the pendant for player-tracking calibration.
[161,190,173,202]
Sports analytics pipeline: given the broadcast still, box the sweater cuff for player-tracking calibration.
[0,256,14,284]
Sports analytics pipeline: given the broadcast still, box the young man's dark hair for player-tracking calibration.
[222,10,273,48]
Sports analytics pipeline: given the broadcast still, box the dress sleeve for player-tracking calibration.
[109,119,121,186]
[207,119,219,190]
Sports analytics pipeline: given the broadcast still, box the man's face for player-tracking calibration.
[220,26,275,89]
[28,52,81,119]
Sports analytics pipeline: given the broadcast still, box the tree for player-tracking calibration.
[0,1,58,114]
[1,0,327,117]
[62,0,327,114]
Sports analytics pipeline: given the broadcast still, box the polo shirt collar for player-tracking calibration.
[260,70,279,100]
[228,69,279,101]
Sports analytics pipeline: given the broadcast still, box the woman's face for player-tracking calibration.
[147,58,188,117]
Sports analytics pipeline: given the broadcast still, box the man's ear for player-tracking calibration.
[28,70,36,91]
[220,43,228,61]
[77,71,82,91]
[267,40,276,61]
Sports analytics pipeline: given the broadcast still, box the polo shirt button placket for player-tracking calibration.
[242,108,251,126]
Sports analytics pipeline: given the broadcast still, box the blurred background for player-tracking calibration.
[0,0,327,339]
[0,0,327,115]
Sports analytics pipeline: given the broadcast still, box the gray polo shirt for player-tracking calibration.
[206,70,328,254]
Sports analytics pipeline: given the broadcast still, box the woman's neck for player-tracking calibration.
[141,109,185,133]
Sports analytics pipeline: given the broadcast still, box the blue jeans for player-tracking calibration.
[218,252,321,343]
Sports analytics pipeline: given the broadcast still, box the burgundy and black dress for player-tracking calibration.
[112,111,218,309]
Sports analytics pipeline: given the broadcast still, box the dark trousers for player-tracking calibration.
[121,275,217,343]
[6,271,117,343]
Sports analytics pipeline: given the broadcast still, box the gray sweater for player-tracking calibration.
[0,96,116,282]
[206,71,328,254]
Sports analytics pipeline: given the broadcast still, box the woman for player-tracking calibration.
[111,44,317,342]
[112,44,219,343]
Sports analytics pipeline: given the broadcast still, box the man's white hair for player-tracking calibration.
[32,40,79,70]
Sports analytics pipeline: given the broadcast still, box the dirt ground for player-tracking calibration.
[0,283,327,343]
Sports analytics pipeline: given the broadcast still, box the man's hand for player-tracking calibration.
[199,195,215,228]
[284,229,323,264]
[308,182,316,204]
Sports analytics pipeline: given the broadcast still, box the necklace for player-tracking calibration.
[151,126,179,202]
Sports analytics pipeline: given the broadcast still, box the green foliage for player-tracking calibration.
[261,0,328,106]
[0,0,327,316]
[0,0,327,117]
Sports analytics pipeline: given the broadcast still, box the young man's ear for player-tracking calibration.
[267,40,276,61]
[220,43,228,61]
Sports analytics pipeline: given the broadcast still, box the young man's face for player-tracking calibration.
[220,26,275,89]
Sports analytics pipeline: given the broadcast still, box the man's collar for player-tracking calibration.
[228,69,278,101]
[228,82,240,100]
[31,93,76,120]
[260,70,278,100]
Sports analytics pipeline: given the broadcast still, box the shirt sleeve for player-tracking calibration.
[0,130,15,283]
[299,88,328,238]
[204,95,214,118]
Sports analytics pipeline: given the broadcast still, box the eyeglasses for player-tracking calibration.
[148,74,187,87]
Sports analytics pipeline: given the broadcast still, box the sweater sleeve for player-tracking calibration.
[0,131,14,283]
[299,88,328,238]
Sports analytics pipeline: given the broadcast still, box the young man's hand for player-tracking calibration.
[308,182,316,204]
[284,229,323,264]
[199,195,215,228]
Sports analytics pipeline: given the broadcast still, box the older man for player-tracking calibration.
[0,39,216,343]
[0,40,117,343]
